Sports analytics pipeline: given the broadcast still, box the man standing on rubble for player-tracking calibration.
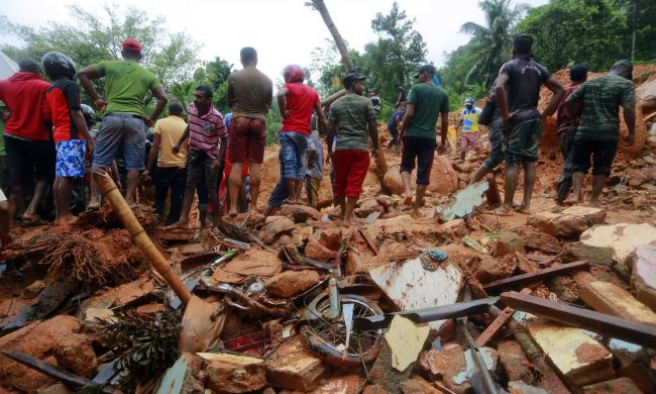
[555,64,588,205]
[78,38,168,208]
[0,59,53,226]
[565,60,635,205]
[495,35,564,214]
[399,65,450,217]
[264,64,326,215]
[326,72,380,224]
[226,47,273,216]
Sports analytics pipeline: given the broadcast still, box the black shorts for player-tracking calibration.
[400,136,436,185]
[5,135,55,188]
[571,139,617,177]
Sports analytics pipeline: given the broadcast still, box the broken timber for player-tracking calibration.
[501,291,656,348]
[353,297,499,331]
[483,261,589,293]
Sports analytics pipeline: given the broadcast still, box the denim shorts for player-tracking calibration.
[93,115,146,170]
[280,131,308,180]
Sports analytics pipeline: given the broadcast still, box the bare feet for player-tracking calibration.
[55,215,77,225]
[403,194,413,207]
[411,207,422,219]
[563,198,583,206]
[87,200,100,210]
[486,205,514,216]
[228,210,238,218]
[515,205,531,214]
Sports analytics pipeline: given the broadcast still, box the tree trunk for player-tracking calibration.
[311,0,354,73]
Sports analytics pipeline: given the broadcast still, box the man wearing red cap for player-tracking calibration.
[78,37,168,207]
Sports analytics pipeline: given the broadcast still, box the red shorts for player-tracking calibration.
[229,116,266,164]
[333,149,370,199]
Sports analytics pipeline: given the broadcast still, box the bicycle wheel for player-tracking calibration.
[301,293,384,368]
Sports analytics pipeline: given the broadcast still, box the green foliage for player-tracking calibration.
[99,309,180,392]
[613,0,656,61]
[518,0,627,72]
[170,57,234,114]
[459,0,528,89]
[442,83,489,112]
[0,5,198,112]
[439,41,485,94]
[361,2,427,104]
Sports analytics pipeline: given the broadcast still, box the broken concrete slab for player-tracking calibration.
[580,222,656,264]
[561,242,614,266]
[630,245,656,311]
[525,317,614,388]
[385,316,430,372]
[265,336,326,391]
[279,374,366,394]
[368,257,462,332]
[265,270,321,298]
[198,353,267,393]
[527,206,606,237]
[76,276,154,320]
[581,377,644,394]
[356,198,384,218]
[513,226,561,254]
[476,253,518,283]
[493,231,526,257]
[435,181,489,222]
[580,281,656,326]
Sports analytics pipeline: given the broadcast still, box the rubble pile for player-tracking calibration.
[2,69,656,393]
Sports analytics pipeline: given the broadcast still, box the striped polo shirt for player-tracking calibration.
[187,104,227,159]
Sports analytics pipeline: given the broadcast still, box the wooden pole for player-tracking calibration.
[93,171,192,306]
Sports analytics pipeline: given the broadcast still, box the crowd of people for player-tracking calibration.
[0,33,638,241]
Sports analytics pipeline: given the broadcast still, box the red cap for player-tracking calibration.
[122,38,142,53]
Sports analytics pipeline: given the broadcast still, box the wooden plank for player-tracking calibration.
[483,261,589,293]
[3,351,121,393]
[501,291,656,348]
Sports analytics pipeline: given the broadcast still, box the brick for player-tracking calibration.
[265,336,326,391]
[581,377,644,394]
[580,281,656,326]
[526,317,614,388]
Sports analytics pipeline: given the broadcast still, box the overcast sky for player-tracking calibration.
[1,0,548,81]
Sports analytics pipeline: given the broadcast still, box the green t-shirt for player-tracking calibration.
[566,75,635,142]
[406,83,449,139]
[93,60,160,117]
[328,93,377,151]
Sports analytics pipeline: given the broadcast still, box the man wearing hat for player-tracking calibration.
[326,72,379,224]
[78,37,168,208]
[565,59,635,205]
[399,64,450,217]
[457,97,482,161]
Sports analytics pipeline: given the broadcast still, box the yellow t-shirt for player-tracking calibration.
[154,116,188,167]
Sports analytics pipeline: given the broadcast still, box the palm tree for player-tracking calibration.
[460,0,528,88]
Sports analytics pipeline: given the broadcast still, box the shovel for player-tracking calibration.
[93,171,225,353]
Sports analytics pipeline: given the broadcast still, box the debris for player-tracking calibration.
[527,206,606,237]
[265,270,322,298]
[435,181,489,222]
[508,381,549,394]
[265,336,326,391]
[525,317,615,388]
[501,291,656,348]
[385,315,430,371]
[477,252,518,283]
[498,341,536,385]
[475,307,515,347]
[368,256,463,332]
[420,343,470,393]
[561,242,614,265]
[279,204,321,223]
[580,281,656,326]
[630,245,656,310]
[463,234,491,254]
[262,216,295,245]
[212,248,283,284]
[580,222,656,264]
[483,261,588,293]
[198,353,267,393]
[155,354,204,394]
[492,231,526,257]
[304,237,338,262]
[513,226,561,254]
[281,374,365,394]
[581,377,644,394]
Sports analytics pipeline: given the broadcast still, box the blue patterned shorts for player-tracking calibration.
[56,140,86,178]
